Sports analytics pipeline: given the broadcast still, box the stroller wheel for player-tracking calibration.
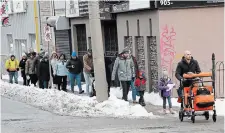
[212,114,216,122]
[204,111,209,120]
[179,110,184,122]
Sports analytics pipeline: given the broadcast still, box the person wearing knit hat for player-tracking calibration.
[111,47,135,101]
[66,51,84,94]
[25,51,38,86]
[19,54,28,85]
[50,51,59,89]
[5,55,19,84]
[38,54,50,89]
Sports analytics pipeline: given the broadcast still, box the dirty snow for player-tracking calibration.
[111,87,225,116]
[0,80,155,118]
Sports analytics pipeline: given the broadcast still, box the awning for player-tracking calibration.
[46,16,70,30]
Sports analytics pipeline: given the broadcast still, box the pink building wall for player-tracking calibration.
[158,7,224,74]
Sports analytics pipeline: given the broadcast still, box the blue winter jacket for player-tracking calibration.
[55,60,68,76]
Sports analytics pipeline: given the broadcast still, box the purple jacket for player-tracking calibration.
[158,78,173,97]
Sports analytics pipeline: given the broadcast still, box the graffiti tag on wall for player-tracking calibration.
[160,25,176,73]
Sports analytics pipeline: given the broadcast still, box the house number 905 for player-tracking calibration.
[160,0,171,5]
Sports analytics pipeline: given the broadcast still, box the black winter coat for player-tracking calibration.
[66,57,83,74]
[175,57,201,86]
[39,58,50,81]
[19,58,27,77]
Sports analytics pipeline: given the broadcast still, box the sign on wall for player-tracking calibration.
[78,0,89,16]
[13,0,26,13]
[44,25,52,42]
[66,0,79,18]
[112,0,150,13]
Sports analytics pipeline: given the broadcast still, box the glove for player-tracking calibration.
[7,69,10,72]
[17,68,19,71]
[26,75,30,80]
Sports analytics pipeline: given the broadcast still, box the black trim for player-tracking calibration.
[68,29,72,56]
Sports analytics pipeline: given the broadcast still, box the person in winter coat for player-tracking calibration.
[158,70,175,114]
[51,51,58,89]
[175,50,201,105]
[66,51,84,94]
[83,49,93,95]
[33,52,45,81]
[135,71,146,106]
[25,52,38,86]
[5,55,19,84]
[54,54,68,91]
[19,54,27,85]
[105,56,112,97]
[111,48,135,101]
[38,54,50,89]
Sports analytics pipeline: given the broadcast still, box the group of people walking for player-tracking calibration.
[5,47,200,113]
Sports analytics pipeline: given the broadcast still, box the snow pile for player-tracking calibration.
[111,87,225,116]
[0,80,155,118]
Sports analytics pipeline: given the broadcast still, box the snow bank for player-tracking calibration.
[0,80,155,118]
[111,87,225,116]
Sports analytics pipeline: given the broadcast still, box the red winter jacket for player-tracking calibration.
[135,78,146,91]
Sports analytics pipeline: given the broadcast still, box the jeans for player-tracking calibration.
[39,80,48,89]
[163,96,172,109]
[83,72,91,94]
[69,73,82,93]
[43,81,48,89]
[130,80,136,101]
[8,71,18,84]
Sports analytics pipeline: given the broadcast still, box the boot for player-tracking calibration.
[139,97,146,106]
[163,109,167,114]
[169,108,175,114]
[71,87,75,93]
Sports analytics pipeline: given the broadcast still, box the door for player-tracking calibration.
[55,30,71,59]
[76,24,87,82]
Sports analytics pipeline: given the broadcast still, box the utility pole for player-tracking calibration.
[88,1,108,102]
[33,0,40,52]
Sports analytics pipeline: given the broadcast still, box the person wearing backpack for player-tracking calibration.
[5,55,19,84]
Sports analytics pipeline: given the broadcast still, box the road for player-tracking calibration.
[1,97,224,133]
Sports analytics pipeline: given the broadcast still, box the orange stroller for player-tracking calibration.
[178,54,217,123]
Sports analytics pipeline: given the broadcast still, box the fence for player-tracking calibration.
[171,61,224,98]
